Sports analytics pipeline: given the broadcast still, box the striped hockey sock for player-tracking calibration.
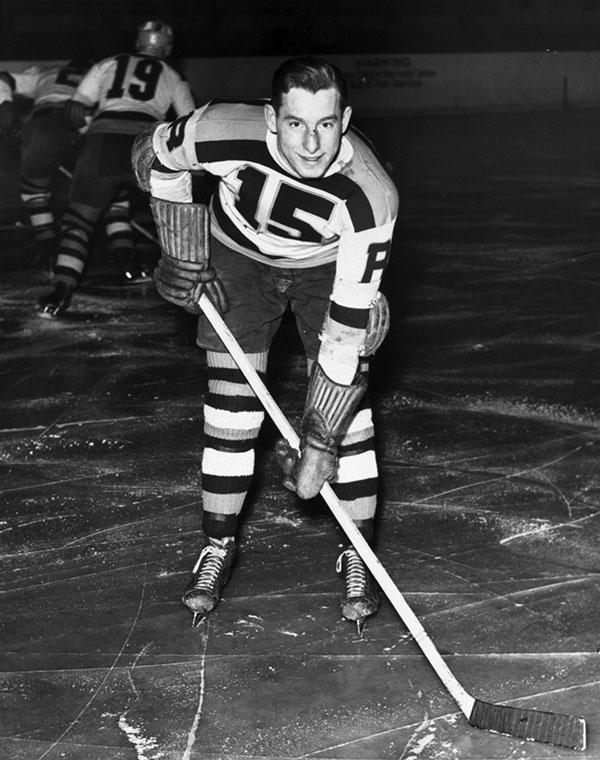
[331,401,378,523]
[20,176,55,245]
[201,350,267,519]
[103,189,134,257]
[54,203,100,285]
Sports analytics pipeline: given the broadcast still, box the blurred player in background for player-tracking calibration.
[37,19,195,318]
[0,59,136,275]
[132,57,398,634]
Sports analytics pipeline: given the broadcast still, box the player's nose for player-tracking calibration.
[303,128,320,153]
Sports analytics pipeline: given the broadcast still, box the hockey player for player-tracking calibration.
[132,56,398,633]
[0,59,135,274]
[37,19,195,318]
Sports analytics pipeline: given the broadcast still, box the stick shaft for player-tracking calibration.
[198,293,475,716]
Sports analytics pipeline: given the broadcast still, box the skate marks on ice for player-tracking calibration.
[6,568,150,760]
[2,111,600,757]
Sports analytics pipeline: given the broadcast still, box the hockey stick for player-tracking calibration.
[197,291,586,751]
[58,166,160,245]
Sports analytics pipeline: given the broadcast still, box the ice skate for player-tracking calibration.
[37,281,73,319]
[336,547,379,637]
[182,536,237,626]
[122,259,153,284]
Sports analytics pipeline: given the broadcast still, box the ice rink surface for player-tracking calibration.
[1,108,600,759]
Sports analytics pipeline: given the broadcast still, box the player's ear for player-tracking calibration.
[264,103,277,133]
[341,105,352,134]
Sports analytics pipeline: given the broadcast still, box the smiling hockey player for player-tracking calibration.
[132,56,398,634]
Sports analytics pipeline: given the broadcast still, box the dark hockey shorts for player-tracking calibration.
[196,236,336,360]
[69,132,135,208]
[20,108,79,179]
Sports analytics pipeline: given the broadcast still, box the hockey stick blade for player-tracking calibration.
[469,699,586,751]
[196,293,588,751]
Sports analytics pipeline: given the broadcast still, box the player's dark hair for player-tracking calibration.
[271,57,348,113]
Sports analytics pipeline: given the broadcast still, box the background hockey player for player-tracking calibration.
[0,59,136,275]
[132,56,398,633]
[37,19,195,318]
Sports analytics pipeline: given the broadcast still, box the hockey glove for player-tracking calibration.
[0,101,20,145]
[154,255,229,315]
[361,292,390,357]
[150,198,229,315]
[277,363,367,500]
[63,99,88,131]
[131,123,159,192]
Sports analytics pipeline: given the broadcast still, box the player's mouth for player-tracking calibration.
[299,153,324,163]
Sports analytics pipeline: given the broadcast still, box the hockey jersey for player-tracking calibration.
[72,53,195,135]
[149,101,399,381]
[0,63,86,111]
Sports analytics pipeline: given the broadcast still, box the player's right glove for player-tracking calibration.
[154,256,229,315]
[131,122,159,192]
[0,101,21,145]
[150,198,229,315]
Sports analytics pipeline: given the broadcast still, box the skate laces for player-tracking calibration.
[336,548,367,598]
[190,540,229,591]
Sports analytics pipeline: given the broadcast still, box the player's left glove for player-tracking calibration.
[361,292,390,356]
[150,198,229,315]
[276,363,366,500]
[0,101,21,145]
[63,99,89,131]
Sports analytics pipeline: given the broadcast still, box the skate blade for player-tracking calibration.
[191,611,206,628]
[356,618,366,638]
[37,309,59,320]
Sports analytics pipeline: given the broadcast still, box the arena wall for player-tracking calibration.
[3,52,600,115]
[180,52,600,114]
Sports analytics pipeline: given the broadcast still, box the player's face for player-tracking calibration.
[265,87,352,178]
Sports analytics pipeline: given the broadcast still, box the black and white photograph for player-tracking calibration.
[0,1,598,758]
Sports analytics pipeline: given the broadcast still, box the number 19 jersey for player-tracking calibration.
[73,53,195,135]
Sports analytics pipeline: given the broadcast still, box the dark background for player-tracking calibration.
[1,0,600,61]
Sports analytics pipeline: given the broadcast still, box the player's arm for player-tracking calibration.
[0,67,42,101]
[141,108,210,202]
[0,73,16,140]
[131,114,228,316]
[0,69,39,143]
[0,74,19,143]
[70,61,102,106]
[63,63,100,129]
[0,72,15,104]
[280,163,398,498]
[280,223,395,500]
[171,77,196,117]
[320,220,396,384]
